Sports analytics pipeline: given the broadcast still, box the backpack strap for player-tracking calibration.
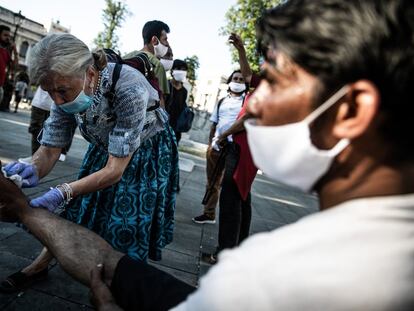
[105,63,122,109]
[216,97,226,123]
[217,97,226,112]
[104,62,159,112]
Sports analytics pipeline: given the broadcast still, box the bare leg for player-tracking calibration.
[20,208,123,286]
[0,174,123,286]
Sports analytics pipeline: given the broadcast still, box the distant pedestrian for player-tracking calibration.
[125,20,171,108]
[0,25,18,111]
[13,79,27,113]
[166,59,188,144]
[192,70,247,224]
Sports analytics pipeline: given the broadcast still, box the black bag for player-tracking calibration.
[176,106,195,132]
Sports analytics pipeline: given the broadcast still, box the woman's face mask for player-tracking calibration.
[172,70,187,82]
[245,85,350,192]
[59,74,94,114]
[160,59,174,71]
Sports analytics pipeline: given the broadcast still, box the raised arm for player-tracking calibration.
[229,33,253,84]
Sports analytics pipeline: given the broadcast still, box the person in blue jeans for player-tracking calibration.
[0,33,179,293]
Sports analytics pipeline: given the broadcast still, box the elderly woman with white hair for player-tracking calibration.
[0,33,179,292]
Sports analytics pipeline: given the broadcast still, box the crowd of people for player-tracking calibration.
[1,0,414,310]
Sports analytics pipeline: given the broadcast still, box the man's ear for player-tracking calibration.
[333,80,380,140]
[151,36,159,46]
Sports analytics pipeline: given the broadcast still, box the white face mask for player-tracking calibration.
[172,70,187,82]
[154,37,169,58]
[229,82,246,93]
[160,59,173,71]
[245,85,350,192]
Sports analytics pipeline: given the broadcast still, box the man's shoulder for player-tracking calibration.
[139,51,161,66]
[123,50,140,59]
[124,50,161,68]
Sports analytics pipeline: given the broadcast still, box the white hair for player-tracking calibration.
[28,33,94,83]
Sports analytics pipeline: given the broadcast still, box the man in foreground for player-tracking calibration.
[1,0,414,310]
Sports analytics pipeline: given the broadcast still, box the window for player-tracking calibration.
[19,41,29,58]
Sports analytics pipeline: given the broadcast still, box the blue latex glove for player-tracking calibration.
[30,188,65,213]
[3,161,39,188]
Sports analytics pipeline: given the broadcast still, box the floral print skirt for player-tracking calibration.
[64,125,179,261]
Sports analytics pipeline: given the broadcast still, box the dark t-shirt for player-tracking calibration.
[165,81,188,131]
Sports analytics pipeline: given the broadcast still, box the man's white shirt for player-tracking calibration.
[173,194,414,310]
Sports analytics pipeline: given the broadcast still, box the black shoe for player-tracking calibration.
[201,252,218,265]
[0,268,48,293]
[192,214,216,224]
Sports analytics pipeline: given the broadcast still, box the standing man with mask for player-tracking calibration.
[125,20,170,107]
[165,59,188,144]
[0,25,18,111]
[192,70,246,224]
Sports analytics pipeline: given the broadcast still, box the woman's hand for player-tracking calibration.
[3,161,39,188]
[30,188,65,213]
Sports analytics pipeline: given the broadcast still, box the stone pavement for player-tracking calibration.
[0,108,319,310]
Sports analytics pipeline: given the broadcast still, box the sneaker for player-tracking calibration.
[192,214,216,224]
[201,252,218,265]
[58,154,66,162]
[18,156,33,164]
[0,268,48,293]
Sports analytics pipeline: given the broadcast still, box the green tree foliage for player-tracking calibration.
[221,0,282,72]
[183,55,200,105]
[94,0,130,51]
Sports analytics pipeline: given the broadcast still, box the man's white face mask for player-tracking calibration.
[245,85,350,192]
[154,37,169,58]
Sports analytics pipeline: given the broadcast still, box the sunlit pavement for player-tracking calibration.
[0,108,319,310]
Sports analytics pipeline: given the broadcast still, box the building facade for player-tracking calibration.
[0,6,47,69]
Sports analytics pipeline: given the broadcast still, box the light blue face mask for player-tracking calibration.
[59,75,93,114]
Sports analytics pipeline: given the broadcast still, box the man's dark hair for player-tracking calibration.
[172,59,187,71]
[0,25,11,35]
[142,20,170,44]
[257,0,414,160]
[226,70,242,84]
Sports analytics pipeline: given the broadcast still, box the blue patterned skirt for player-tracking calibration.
[64,126,179,261]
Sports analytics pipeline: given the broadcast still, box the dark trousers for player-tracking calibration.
[218,142,252,251]
[28,106,50,154]
[0,80,13,111]
[13,91,22,112]
[174,130,182,144]
[29,106,72,155]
